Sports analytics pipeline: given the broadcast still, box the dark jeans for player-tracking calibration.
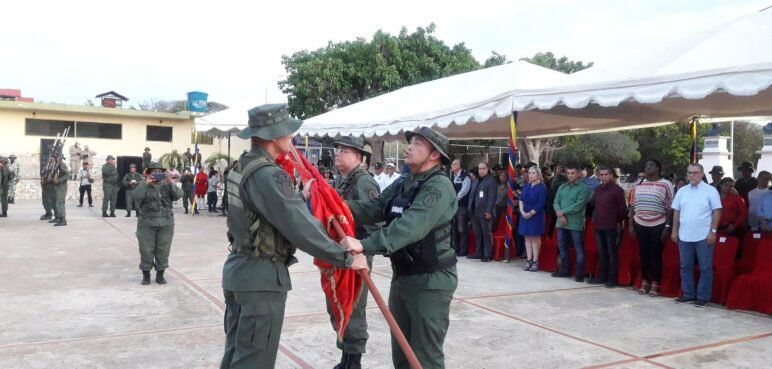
[634,222,666,283]
[595,229,620,283]
[78,184,92,205]
[452,206,469,255]
[472,216,493,259]
[207,191,218,211]
[557,228,584,276]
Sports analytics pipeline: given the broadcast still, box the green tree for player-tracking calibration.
[279,24,481,119]
[135,100,228,114]
[520,51,594,74]
[553,132,640,168]
[730,121,763,176]
[484,51,509,68]
[624,122,705,177]
[159,150,185,170]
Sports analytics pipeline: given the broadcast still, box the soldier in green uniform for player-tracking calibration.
[122,164,144,217]
[342,127,458,369]
[134,162,183,285]
[0,157,9,217]
[102,155,119,217]
[220,103,368,369]
[51,154,70,227]
[40,172,56,221]
[326,136,380,369]
[180,167,194,214]
[142,147,152,170]
[8,154,20,204]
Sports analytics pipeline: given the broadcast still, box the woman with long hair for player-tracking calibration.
[519,166,548,271]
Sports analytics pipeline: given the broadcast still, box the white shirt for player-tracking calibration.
[453,171,471,200]
[748,187,768,227]
[78,168,92,186]
[375,171,400,191]
[671,181,722,242]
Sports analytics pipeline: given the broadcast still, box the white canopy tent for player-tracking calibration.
[193,106,250,137]
[299,6,772,140]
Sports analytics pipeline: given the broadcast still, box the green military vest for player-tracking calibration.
[226,154,297,265]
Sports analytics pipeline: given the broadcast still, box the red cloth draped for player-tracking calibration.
[276,148,364,340]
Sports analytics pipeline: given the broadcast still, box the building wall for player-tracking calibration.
[0,106,251,199]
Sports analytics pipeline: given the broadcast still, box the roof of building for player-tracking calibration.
[95,91,129,101]
[0,100,192,121]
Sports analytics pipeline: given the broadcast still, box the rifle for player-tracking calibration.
[42,126,70,184]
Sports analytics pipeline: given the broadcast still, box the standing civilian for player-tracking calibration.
[519,166,547,271]
[194,165,208,215]
[450,159,471,256]
[717,177,747,238]
[546,163,568,237]
[708,166,725,190]
[757,189,772,232]
[588,167,627,287]
[180,168,194,214]
[469,162,497,262]
[734,162,758,204]
[551,163,591,281]
[77,162,94,207]
[207,170,220,212]
[748,171,771,230]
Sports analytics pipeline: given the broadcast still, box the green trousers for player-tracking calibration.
[125,189,137,212]
[389,286,454,369]
[43,185,56,214]
[102,185,118,212]
[136,223,174,271]
[54,184,67,219]
[182,190,193,210]
[326,255,373,354]
[1,186,7,214]
[221,290,286,369]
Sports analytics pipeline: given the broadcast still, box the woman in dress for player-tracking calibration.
[518,166,548,271]
[194,165,208,215]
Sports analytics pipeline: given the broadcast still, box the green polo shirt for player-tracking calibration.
[553,181,591,231]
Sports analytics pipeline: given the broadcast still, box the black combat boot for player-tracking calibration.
[125,211,131,217]
[48,217,58,223]
[135,211,139,217]
[184,207,188,214]
[8,197,13,204]
[102,211,109,217]
[156,270,167,284]
[332,351,348,369]
[141,271,151,285]
[40,213,52,220]
[0,211,6,217]
[54,218,67,226]
[346,353,362,369]
[110,211,116,217]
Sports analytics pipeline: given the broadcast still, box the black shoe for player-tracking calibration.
[8,198,13,204]
[40,214,52,220]
[468,255,481,259]
[693,300,708,308]
[551,271,570,278]
[481,258,491,263]
[110,211,116,217]
[0,212,6,217]
[587,278,606,285]
[77,204,83,207]
[89,204,93,207]
[457,252,468,257]
[675,297,696,304]
[135,212,139,217]
[605,282,617,288]
[332,351,347,369]
[125,212,131,217]
[575,276,585,283]
[346,353,361,369]
[48,218,58,223]
[141,271,151,285]
[184,208,188,214]
[102,212,109,217]
[54,218,67,226]
[156,270,167,285]
[194,209,200,214]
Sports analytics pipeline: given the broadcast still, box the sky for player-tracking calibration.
[1,0,768,109]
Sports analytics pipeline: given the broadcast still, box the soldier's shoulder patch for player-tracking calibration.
[422,188,441,208]
[367,187,380,200]
[272,169,295,197]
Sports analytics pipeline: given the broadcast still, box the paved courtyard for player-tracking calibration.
[1,199,770,369]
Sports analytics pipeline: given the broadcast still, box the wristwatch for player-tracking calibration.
[711,228,717,234]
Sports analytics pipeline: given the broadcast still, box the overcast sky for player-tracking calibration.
[1,0,767,109]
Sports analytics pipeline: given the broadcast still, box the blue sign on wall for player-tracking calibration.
[187,91,209,113]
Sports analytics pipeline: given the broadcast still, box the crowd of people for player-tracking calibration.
[449,158,771,307]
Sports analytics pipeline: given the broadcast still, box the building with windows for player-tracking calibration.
[0,99,249,199]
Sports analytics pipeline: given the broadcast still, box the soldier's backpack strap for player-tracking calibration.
[226,158,276,241]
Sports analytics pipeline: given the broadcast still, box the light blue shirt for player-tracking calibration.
[671,181,722,242]
[582,176,601,191]
[757,190,772,229]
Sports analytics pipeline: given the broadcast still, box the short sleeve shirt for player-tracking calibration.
[671,181,722,242]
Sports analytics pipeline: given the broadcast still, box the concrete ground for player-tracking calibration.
[1,199,770,369]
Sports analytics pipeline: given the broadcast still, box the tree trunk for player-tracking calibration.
[522,138,542,165]
[370,139,385,167]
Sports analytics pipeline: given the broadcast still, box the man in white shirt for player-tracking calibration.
[451,159,471,256]
[77,162,94,207]
[747,171,771,230]
[381,162,400,190]
[372,162,386,189]
[671,163,722,307]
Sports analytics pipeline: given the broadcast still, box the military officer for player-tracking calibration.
[133,162,183,285]
[142,147,152,170]
[102,155,119,217]
[220,103,368,369]
[327,136,380,369]
[179,167,194,214]
[0,157,8,217]
[8,154,20,204]
[122,164,144,217]
[40,162,57,221]
[342,127,458,369]
[51,154,70,227]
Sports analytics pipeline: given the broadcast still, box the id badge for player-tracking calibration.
[479,190,484,198]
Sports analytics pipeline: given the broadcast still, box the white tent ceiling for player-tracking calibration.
[299,6,772,140]
[193,105,250,137]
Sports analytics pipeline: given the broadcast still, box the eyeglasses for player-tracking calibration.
[334,148,356,155]
[687,171,702,175]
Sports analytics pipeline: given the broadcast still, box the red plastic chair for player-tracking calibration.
[734,232,772,275]
[538,234,559,272]
[493,213,508,237]
[710,236,740,304]
[616,224,640,286]
[638,239,681,297]
[492,236,506,261]
[727,239,772,314]
[468,228,476,257]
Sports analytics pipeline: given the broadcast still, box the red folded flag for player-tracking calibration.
[276,146,364,340]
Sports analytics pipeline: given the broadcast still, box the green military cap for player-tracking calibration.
[145,162,166,171]
[106,155,115,160]
[129,163,137,169]
[333,136,371,156]
[9,154,16,159]
[405,127,451,164]
[738,161,755,172]
[237,103,302,140]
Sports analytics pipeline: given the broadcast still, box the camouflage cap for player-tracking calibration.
[145,162,166,172]
[106,155,115,160]
[237,103,303,140]
[129,163,137,169]
[405,127,451,164]
[333,136,371,155]
[738,161,755,172]
[9,154,17,159]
